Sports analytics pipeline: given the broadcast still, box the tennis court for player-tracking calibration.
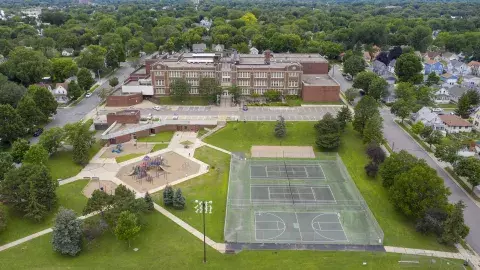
[225,153,384,248]
[250,164,325,180]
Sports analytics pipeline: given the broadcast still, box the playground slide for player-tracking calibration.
[127,170,136,176]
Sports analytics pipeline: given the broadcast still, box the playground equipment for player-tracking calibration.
[129,155,168,182]
[111,144,123,153]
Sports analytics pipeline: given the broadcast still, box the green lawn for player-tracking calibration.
[157,96,210,106]
[204,122,317,152]
[137,131,175,143]
[152,143,169,152]
[153,146,230,242]
[437,104,457,109]
[0,180,89,245]
[205,122,454,251]
[115,153,145,163]
[197,128,209,138]
[0,211,466,270]
[46,141,103,180]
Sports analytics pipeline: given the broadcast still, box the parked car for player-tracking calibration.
[432,108,443,112]
[33,128,43,137]
[85,93,92,98]
[153,106,161,111]
[345,74,353,81]
[147,113,152,120]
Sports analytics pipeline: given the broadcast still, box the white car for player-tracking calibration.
[85,93,92,98]
[432,108,443,112]
[147,113,152,120]
[153,106,161,111]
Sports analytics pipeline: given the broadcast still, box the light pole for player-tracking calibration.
[195,200,212,263]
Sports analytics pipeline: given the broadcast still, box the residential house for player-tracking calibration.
[387,59,396,73]
[372,60,388,76]
[423,51,442,62]
[211,44,224,52]
[434,88,450,104]
[448,85,469,103]
[439,114,472,133]
[61,48,74,57]
[468,61,480,76]
[441,52,459,62]
[463,75,480,88]
[447,60,471,76]
[192,43,206,53]
[424,60,444,75]
[199,18,212,29]
[441,73,458,85]
[382,84,397,103]
[412,107,445,131]
[52,82,69,104]
[250,47,259,55]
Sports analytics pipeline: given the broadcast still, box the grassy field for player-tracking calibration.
[0,180,89,245]
[0,211,466,270]
[137,131,175,143]
[197,128,209,138]
[152,143,169,152]
[115,153,144,163]
[46,141,103,180]
[204,122,317,152]
[157,96,210,106]
[205,122,453,251]
[153,146,230,242]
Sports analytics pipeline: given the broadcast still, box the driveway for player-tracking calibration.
[382,108,480,253]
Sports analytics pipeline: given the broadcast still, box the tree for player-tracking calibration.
[39,127,65,154]
[0,207,6,233]
[274,116,287,138]
[454,157,480,190]
[97,87,111,102]
[198,78,221,103]
[416,208,448,236]
[29,85,57,119]
[0,104,25,144]
[411,121,425,134]
[344,88,359,104]
[1,47,51,85]
[363,113,384,144]
[23,144,49,165]
[240,12,257,26]
[424,130,442,147]
[455,94,471,119]
[170,79,191,101]
[336,106,352,131]
[368,77,388,101]
[343,55,366,77]
[0,153,13,182]
[366,143,386,164]
[435,142,462,164]
[16,95,43,131]
[466,89,480,107]
[426,72,440,86]
[0,74,27,107]
[391,99,415,123]
[114,211,140,247]
[315,113,342,150]
[173,188,186,210]
[420,126,434,139]
[264,90,281,102]
[390,164,450,219]
[51,58,78,82]
[77,45,107,73]
[229,84,241,103]
[83,218,108,244]
[0,164,58,221]
[409,25,433,52]
[143,42,157,54]
[352,72,378,93]
[77,68,95,91]
[364,162,379,178]
[105,49,119,69]
[64,121,95,165]
[83,190,113,215]
[395,53,423,84]
[353,96,378,134]
[67,80,82,100]
[11,139,30,163]
[163,185,174,207]
[379,150,420,188]
[440,201,469,245]
[109,77,119,88]
[52,208,83,256]
[144,192,154,211]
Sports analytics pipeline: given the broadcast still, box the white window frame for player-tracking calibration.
[189,87,199,94]
[241,88,250,95]
[288,81,299,87]
[254,72,267,78]
[155,87,165,94]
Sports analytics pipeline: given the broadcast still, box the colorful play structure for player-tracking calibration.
[112,144,123,153]
[128,155,169,184]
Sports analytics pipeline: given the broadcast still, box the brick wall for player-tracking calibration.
[301,62,329,75]
[106,111,140,126]
[301,85,340,102]
[106,93,143,107]
[111,134,131,145]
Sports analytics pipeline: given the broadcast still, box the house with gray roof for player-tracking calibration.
[192,43,207,53]
[447,60,471,76]
[412,107,445,131]
[372,60,388,76]
[448,85,469,103]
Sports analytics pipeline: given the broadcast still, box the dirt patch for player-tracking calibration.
[101,143,155,158]
[83,180,118,198]
[251,146,315,158]
[116,151,200,193]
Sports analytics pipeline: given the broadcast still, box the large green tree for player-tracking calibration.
[363,113,384,144]
[198,78,221,103]
[343,55,366,77]
[0,152,14,182]
[29,85,58,118]
[1,47,51,85]
[0,164,58,221]
[440,201,469,245]
[368,77,388,101]
[16,95,44,131]
[52,208,83,256]
[352,71,378,93]
[379,150,421,188]
[0,104,25,144]
[77,68,95,91]
[435,142,462,164]
[23,144,49,165]
[314,113,342,150]
[395,53,423,84]
[454,157,480,190]
[353,96,378,134]
[64,121,95,165]
[51,58,78,82]
[67,80,82,100]
[170,79,191,101]
[390,164,450,219]
[0,74,27,107]
[114,210,140,247]
[39,127,65,154]
[76,45,107,73]
[10,139,30,163]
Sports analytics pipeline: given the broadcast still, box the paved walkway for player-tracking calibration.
[201,142,232,155]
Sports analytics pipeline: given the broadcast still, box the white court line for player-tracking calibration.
[312,222,344,232]
[294,212,303,241]
[267,186,272,200]
[254,212,287,241]
[310,213,348,242]
[311,187,317,201]
[304,167,310,178]
[337,214,350,243]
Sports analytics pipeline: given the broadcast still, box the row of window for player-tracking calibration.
[155,87,298,96]
[165,71,216,78]
[237,80,299,87]
[159,71,300,79]
[238,72,299,78]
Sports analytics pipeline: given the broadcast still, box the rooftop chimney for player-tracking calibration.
[264,50,271,65]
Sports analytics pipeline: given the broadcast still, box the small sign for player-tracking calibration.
[194,200,213,214]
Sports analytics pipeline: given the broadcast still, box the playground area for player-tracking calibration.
[82,179,118,198]
[116,151,200,193]
[100,143,158,159]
